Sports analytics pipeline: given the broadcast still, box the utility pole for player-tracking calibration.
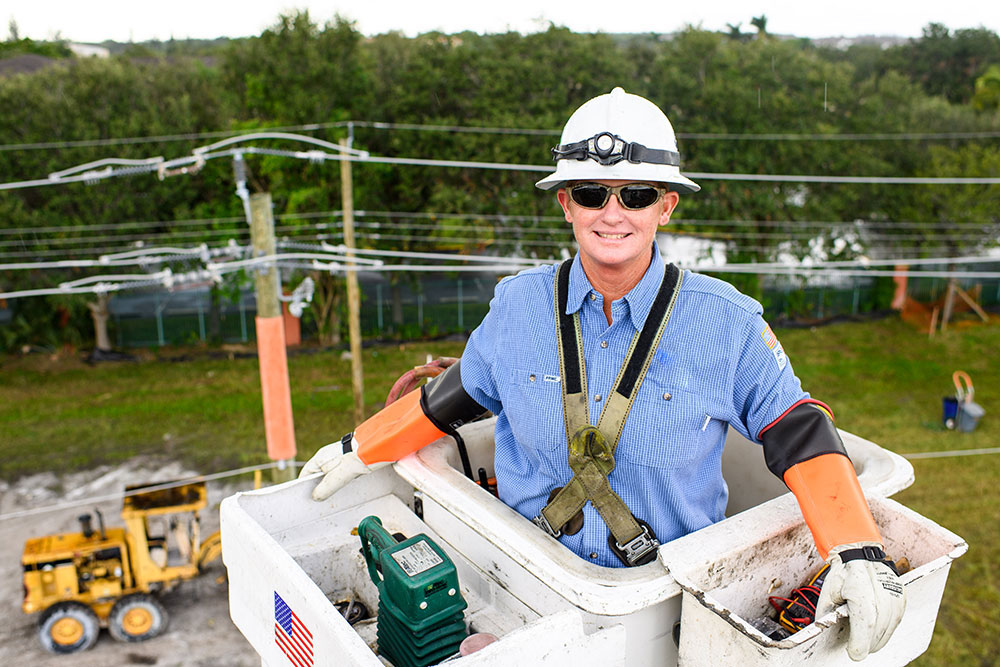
[249,192,297,482]
[87,292,112,351]
[340,138,365,425]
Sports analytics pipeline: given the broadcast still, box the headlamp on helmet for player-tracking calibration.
[552,131,681,168]
[535,87,700,194]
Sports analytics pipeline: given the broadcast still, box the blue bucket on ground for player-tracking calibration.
[942,396,959,429]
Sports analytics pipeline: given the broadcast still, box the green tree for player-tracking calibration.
[973,64,1000,112]
[0,55,236,349]
[750,15,768,39]
[221,11,373,125]
[881,23,1000,104]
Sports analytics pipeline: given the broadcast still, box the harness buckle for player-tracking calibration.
[531,513,562,539]
[609,521,660,567]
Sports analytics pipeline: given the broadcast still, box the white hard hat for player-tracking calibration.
[535,87,700,194]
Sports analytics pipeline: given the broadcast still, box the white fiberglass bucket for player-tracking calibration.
[220,418,959,667]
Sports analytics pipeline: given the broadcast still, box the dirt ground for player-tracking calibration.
[0,458,262,666]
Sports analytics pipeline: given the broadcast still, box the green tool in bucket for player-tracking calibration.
[953,371,985,433]
[358,516,467,667]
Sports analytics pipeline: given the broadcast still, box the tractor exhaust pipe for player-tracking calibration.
[94,508,107,540]
[78,513,94,539]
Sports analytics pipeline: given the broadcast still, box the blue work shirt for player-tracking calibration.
[460,243,808,567]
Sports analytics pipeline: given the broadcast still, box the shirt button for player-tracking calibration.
[589,293,597,301]
[529,374,536,382]
[600,341,609,349]
[589,552,599,559]
[594,394,602,402]
[663,392,672,401]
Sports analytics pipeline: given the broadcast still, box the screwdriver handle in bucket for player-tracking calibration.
[358,515,398,585]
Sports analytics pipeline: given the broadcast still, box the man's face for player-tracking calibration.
[557,180,680,278]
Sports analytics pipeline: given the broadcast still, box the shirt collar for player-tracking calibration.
[566,240,667,331]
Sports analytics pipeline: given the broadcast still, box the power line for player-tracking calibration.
[6,219,994,253]
[3,209,997,239]
[0,214,247,237]
[902,447,1000,460]
[1,243,245,271]
[0,461,293,522]
[665,228,997,243]
[5,237,997,300]
[679,131,1000,141]
[5,137,1000,193]
[0,220,571,250]
[5,229,992,263]
[353,122,1000,141]
[0,226,251,250]
[6,120,998,154]
[0,122,347,153]
[280,241,546,266]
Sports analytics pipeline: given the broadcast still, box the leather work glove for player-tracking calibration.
[298,442,389,501]
[816,542,906,661]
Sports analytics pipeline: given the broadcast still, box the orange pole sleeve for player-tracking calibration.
[353,389,446,465]
[255,316,296,461]
[784,453,882,560]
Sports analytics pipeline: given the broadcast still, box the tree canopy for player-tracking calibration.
[1,14,998,348]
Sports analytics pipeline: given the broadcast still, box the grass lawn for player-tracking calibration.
[1,315,997,665]
[777,317,1000,667]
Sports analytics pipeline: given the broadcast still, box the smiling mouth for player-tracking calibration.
[596,231,630,240]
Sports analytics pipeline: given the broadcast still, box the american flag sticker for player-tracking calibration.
[760,325,778,350]
[275,591,314,667]
[761,325,787,371]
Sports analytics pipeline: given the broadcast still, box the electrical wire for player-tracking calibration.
[3,210,996,239]
[0,215,247,237]
[0,442,991,524]
[902,447,1000,459]
[283,241,544,265]
[350,231,572,247]
[0,122,348,153]
[9,237,986,263]
[0,226,251,250]
[0,461,299,522]
[5,119,997,154]
[6,137,1000,193]
[0,219,577,251]
[686,265,1000,279]
[6,251,997,301]
[0,222,997,257]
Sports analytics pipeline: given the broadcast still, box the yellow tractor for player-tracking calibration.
[21,480,223,654]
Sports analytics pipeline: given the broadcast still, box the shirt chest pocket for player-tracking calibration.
[505,367,565,452]
[613,383,711,469]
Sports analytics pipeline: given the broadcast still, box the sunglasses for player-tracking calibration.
[568,182,666,210]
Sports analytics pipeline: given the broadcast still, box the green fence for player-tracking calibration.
[110,275,499,347]
[107,271,1000,349]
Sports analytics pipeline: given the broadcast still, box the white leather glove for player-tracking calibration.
[299,441,389,501]
[816,542,906,661]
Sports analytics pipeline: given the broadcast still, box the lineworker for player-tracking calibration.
[302,88,905,661]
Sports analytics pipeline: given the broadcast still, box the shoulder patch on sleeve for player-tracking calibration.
[760,323,787,370]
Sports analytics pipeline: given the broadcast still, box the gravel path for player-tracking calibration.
[0,458,261,666]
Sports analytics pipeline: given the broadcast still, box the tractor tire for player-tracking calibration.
[108,594,169,643]
[38,601,100,654]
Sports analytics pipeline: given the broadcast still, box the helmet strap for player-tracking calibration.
[552,132,680,167]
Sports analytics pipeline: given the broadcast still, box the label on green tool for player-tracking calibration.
[391,540,444,577]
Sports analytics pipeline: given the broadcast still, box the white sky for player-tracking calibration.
[8,0,1000,43]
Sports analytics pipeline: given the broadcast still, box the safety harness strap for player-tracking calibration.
[537,259,682,565]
